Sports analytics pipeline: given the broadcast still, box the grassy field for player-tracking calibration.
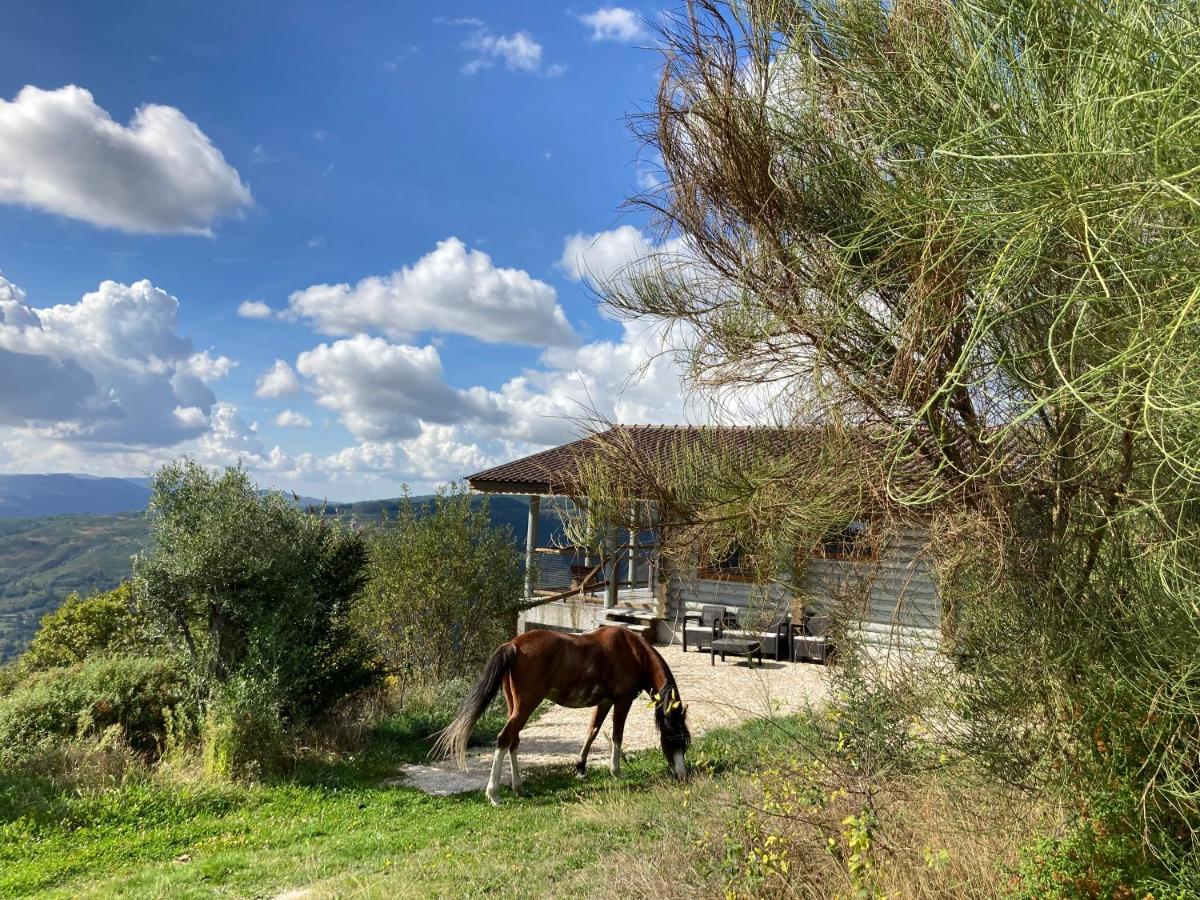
[0,703,807,899]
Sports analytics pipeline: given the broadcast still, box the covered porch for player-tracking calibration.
[467,429,671,642]
[467,425,944,657]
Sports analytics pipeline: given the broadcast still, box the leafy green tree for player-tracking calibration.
[19,583,151,672]
[134,460,378,723]
[357,485,523,684]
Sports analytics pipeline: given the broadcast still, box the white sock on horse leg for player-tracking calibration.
[509,748,522,792]
[610,740,622,776]
[486,748,505,805]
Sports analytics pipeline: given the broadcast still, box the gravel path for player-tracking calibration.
[396,642,830,795]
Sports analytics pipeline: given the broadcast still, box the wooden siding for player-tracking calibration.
[665,526,941,651]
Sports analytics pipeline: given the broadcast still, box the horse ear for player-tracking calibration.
[683,702,689,715]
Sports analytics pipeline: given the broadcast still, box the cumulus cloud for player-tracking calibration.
[287,237,576,347]
[559,225,694,296]
[579,8,648,42]
[560,225,656,283]
[0,348,97,425]
[237,299,273,319]
[255,359,301,398]
[191,402,265,466]
[273,410,312,428]
[0,274,218,445]
[0,85,252,234]
[185,350,236,381]
[296,335,498,441]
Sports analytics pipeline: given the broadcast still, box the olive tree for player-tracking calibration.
[135,460,378,724]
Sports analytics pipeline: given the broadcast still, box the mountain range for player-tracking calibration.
[0,473,332,518]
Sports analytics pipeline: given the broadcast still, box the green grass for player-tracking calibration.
[0,711,814,899]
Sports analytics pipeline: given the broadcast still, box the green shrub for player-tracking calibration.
[356,485,523,684]
[1008,790,1200,899]
[0,655,187,768]
[18,583,153,673]
[202,676,285,781]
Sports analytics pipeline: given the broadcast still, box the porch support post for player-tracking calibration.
[525,495,540,600]
[625,502,638,586]
[604,524,618,609]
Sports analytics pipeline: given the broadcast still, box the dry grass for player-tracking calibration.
[590,764,1054,899]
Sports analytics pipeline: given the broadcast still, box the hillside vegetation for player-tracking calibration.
[0,494,562,663]
[0,515,149,662]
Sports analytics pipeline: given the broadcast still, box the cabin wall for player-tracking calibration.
[663,525,941,651]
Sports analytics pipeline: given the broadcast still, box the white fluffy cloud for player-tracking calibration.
[579,8,647,42]
[273,409,312,428]
[296,335,499,441]
[0,85,252,234]
[560,225,694,297]
[236,299,273,319]
[0,274,222,445]
[185,350,236,381]
[254,360,301,398]
[446,19,563,77]
[464,30,543,74]
[287,237,576,347]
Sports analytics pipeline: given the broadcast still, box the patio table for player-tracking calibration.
[710,637,763,667]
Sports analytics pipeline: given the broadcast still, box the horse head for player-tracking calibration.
[653,685,691,780]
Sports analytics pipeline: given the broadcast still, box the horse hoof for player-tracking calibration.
[486,791,502,807]
[574,763,587,779]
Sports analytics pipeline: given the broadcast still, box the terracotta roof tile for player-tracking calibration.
[466,425,821,495]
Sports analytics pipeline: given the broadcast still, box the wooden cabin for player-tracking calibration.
[466,425,942,656]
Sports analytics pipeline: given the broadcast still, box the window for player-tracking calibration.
[698,543,756,581]
[818,520,874,561]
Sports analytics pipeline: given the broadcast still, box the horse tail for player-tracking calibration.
[431,642,517,769]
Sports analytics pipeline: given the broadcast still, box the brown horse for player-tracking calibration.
[433,626,690,805]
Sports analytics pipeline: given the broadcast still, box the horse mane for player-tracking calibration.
[645,643,678,698]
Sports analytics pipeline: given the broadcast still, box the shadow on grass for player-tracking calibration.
[410,711,825,810]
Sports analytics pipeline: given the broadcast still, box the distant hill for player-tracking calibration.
[325,493,565,546]
[0,474,152,518]
[0,473,334,519]
[0,513,150,662]
[0,493,565,663]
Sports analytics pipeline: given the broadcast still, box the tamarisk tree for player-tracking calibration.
[603,0,1200,855]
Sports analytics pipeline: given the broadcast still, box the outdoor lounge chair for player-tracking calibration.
[681,604,729,654]
[793,611,834,664]
[727,605,793,662]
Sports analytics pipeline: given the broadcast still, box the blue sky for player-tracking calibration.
[0,3,702,500]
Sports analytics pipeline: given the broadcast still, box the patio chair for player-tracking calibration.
[728,605,792,662]
[681,604,728,654]
[793,610,834,664]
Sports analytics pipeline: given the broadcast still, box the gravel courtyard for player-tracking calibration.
[397,641,831,795]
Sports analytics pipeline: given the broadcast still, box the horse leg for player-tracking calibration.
[488,691,540,806]
[609,697,633,777]
[576,703,612,778]
[509,733,523,795]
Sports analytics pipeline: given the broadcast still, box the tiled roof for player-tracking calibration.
[465,425,822,495]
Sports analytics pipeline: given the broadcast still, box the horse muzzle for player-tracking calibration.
[671,750,687,781]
